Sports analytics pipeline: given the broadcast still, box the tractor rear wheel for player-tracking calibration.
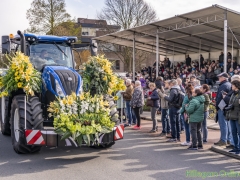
[0,96,11,135]
[10,95,43,154]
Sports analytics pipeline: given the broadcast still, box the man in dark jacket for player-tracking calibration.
[186,55,191,67]
[214,73,233,146]
[164,79,181,142]
[219,52,224,67]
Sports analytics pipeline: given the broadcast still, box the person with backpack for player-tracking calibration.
[185,89,205,150]
[164,79,184,142]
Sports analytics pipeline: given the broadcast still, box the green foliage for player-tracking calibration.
[26,0,71,34]
[51,20,82,40]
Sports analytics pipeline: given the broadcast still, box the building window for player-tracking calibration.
[110,60,120,70]
[82,32,89,36]
[115,60,120,70]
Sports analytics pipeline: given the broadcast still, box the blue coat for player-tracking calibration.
[150,88,160,108]
[216,80,231,110]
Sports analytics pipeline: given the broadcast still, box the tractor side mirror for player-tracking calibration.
[1,36,11,54]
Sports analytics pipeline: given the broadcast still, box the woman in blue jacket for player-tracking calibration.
[148,83,160,132]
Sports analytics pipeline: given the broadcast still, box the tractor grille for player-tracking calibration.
[54,69,79,95]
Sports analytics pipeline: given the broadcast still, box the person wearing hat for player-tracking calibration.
[214,72,233,146]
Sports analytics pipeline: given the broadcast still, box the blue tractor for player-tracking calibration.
[0,31,124,154]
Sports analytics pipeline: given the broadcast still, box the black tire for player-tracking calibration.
[10,95,43,154]
[91,142,115,149]
[0,96,11,135]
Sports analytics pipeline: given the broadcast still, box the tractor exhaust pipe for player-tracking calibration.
[17,30,26,54]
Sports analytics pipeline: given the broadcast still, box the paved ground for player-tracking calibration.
[1,120,240,180]
[140,111,220,130]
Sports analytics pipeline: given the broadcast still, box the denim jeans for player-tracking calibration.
[218,109,233,144]
[132,108,136,124]
[230,120,240,150]
[202,111,208,142]
[180,114,185,131]
[169,107,180,139]
[181,114,190,142]
[161,109,170,133]
[126,101,133,124]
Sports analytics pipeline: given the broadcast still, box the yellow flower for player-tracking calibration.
[17,82,23,88]
[103,76,107,81]
[25,75,30,82]
[113,96,118,101]
[80,93,85,100]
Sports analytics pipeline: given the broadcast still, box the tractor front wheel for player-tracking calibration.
[10,95,43,154]
[0,97,11,135]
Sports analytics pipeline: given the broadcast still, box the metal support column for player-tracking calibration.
[156,30,159,78]
[199,39,201,70]
[133,33,136,80]
[224,11,228,72]
[231,35,233,68]
[172,44,175,70]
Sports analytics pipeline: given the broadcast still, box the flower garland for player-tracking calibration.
[82,55,126,95]
[0,52,41,97]
[48,92,115,146]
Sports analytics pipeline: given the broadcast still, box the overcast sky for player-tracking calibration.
[0,0,239,39]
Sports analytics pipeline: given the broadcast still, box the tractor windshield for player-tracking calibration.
[29,42,73,71]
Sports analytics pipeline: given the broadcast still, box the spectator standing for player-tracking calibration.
[164,79,182,142]
[136,75,146,89]
[122,79,134,127]
[197,71,206,85]
[186,55,192,67]
[214,73,233,146]
[185,89,205,150]
[179,84,194,146]
[158,80,171,137]
[225,80,240,154]
[148,83,160,132]
[200,84,211,143]
[155,76,164,89]
[205,68,216,85]
[200,54,204,68]
[177,78,186,132]
[219,52,224,67]
[227,52,232,60]
[130,80,144,130]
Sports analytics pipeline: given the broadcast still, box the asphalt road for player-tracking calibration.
[0,120,240,180]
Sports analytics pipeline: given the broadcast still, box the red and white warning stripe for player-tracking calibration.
[114,124,124,140]
[25,130,45,145]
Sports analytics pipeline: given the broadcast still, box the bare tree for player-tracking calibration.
[98,0,157,72]
[26,0,71,34]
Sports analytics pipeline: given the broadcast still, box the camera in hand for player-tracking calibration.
[224,104,234,111]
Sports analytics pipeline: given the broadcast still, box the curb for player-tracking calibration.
[210,146,240,160]
[140,116,220,130]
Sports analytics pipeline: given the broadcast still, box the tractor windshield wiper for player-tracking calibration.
[53,42,68,58]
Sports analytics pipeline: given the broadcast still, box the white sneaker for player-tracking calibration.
[181,142,192,146]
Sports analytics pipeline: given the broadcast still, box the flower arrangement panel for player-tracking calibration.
[82,55,126,95]
[48,92,115,146]
[0,52,41,97]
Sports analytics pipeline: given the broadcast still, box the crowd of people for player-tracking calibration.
[117,52,240,153]
[126,52,240,88]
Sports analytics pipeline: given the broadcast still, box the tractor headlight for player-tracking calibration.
[55,80,65,97]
